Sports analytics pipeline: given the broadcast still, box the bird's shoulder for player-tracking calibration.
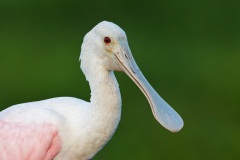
[0,97,90,126]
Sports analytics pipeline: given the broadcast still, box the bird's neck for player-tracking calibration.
[80,43,122,114]
[78,47,122,158]
[90,68,121,113]
[81,54,122,115]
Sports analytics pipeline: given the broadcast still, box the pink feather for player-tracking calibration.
[0,121,61,160]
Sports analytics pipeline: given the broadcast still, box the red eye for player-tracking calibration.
[104,37,111,44]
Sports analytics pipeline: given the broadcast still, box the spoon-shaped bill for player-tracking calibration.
[114,41,184,132]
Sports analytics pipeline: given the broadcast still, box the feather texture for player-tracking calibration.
[0,121,61,160]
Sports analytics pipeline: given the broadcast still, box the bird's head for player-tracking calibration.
[80,21,184,132]
[81,21,132,72]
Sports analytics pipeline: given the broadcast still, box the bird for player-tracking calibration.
[0,21,183,160]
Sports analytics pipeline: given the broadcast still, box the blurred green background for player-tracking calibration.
[0,0,240,159]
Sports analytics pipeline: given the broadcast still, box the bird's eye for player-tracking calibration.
[104,37,111,44]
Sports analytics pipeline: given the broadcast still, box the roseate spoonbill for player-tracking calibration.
[0,21,183,160]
